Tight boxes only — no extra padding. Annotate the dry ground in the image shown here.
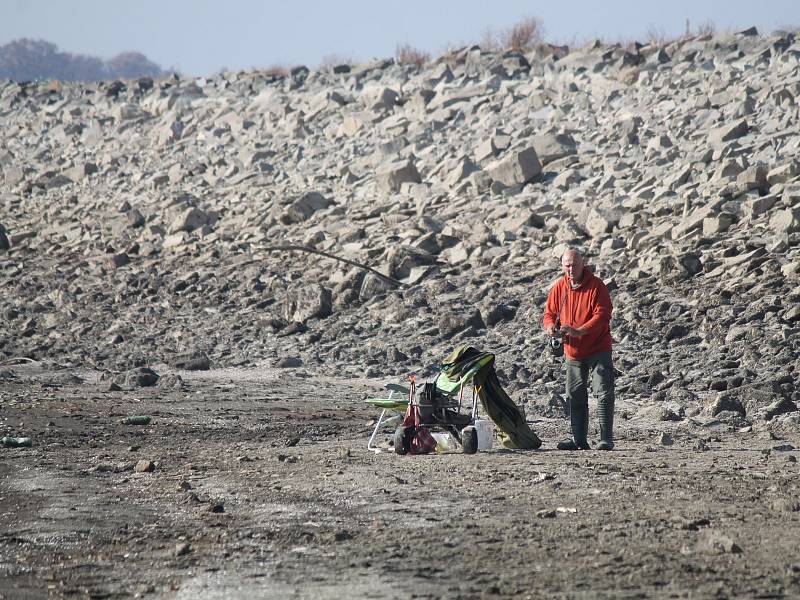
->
[2,362,799,599]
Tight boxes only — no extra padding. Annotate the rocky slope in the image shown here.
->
[1,28,798,431]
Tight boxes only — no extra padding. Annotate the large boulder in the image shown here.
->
[487,147,542,187]
[283,284,333,323]
[531,133,577,166]
[168,207,212,234]
[280,192,334,224]
[708,119,748,146]
[376,159,421,193]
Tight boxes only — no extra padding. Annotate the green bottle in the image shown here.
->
[2,436,32,447]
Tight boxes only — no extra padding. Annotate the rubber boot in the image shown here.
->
[557,400,589,450]
[597,399,614,451]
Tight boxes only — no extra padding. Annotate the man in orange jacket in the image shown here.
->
[543,248,615,450]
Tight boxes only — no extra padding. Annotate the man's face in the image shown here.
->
[561,252,584,283]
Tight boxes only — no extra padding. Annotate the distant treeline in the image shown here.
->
[0,39,164,82]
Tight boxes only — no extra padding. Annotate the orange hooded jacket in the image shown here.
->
[542,268,613,360]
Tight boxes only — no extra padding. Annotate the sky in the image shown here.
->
[2,0,799,76]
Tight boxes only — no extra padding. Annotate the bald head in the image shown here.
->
[561,248,585,284]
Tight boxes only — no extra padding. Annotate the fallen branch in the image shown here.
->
[0,357,39,366]
[259,245,405,288]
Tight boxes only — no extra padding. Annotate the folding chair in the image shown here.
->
[365,383,410,453]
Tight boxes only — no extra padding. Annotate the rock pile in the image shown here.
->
[1,29,799,429]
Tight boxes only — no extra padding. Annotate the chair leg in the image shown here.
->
[367,409,388,453]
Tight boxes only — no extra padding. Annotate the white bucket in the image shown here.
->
[475,419,493,450]
[431,432,453,452]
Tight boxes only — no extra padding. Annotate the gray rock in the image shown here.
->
[376,159,421,193]
[283,284,333,323]
[709,393,745,416]
[762,398,798,421]
[276,357,303,368]
[125,367,159,388]
[697,530,742,554]
[105,253,130,269]
[385,245,436,280]
[171,352,211,371]
[359,273,396,302]
[708,119,748,145]
[585,208,620,238]
[157,374,184,390]
[2,165,25,187]
[531,133,577,165]
[169,207,211,234]
[487,147,542,187]
[484,303,517,327]
[438,309,485,338]
[703,213,734,235]
[134,459,156,473]
[770,208,800,234]
[281,191,333,224]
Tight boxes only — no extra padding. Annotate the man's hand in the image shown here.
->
[545,324,560,337]
[559,325,585,337]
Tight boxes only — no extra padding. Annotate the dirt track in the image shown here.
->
[2,362,800,599]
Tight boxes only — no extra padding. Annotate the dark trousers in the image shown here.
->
[565,350,615,444]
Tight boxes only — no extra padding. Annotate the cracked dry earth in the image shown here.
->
[1,362,800,600]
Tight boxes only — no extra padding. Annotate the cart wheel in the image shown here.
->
[462,426,478,455]
[394,426,411,455]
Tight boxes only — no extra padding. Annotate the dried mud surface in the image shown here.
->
[2,362,800,600]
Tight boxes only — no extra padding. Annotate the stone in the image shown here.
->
[736,163,768,192]
[134,459,155,473]
[484,303,517,327]
[2,31,800,459]
[125,367,159,388]
[770,209,800,234]
[116,103,148,121]
[438,309,484,338]
[2,166,25,187]
[171,352,211,371]
[767,163,798,185]
[359,273,396,302]
[585,208,619,238]
[105,253,130,269]
[375,159,421,193]
[64,162,98,182]
[368,87,399,111]
[276,356,303,368]
[783,305,800,322]
[385,245,436,280]
[169,207,211,234]
[283,284,333,322]
[709,393,745,416]
[697,530,742,554]
[281,191,333,224]
[703,214,734,235]
[487,147,542,187]
[157,374,184,390]
[175,542,192,557]
[763,398,798,420]
[446,157,480,187]
[708,119,748,145]
[530,133,577,166]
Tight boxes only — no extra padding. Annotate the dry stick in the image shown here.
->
[0,357,39,366]
[259,245,405,288]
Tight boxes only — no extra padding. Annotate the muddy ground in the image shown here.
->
[1,361,800,600]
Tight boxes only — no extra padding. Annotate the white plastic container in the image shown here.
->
[431,432,453,452]
[474,419,494,450]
